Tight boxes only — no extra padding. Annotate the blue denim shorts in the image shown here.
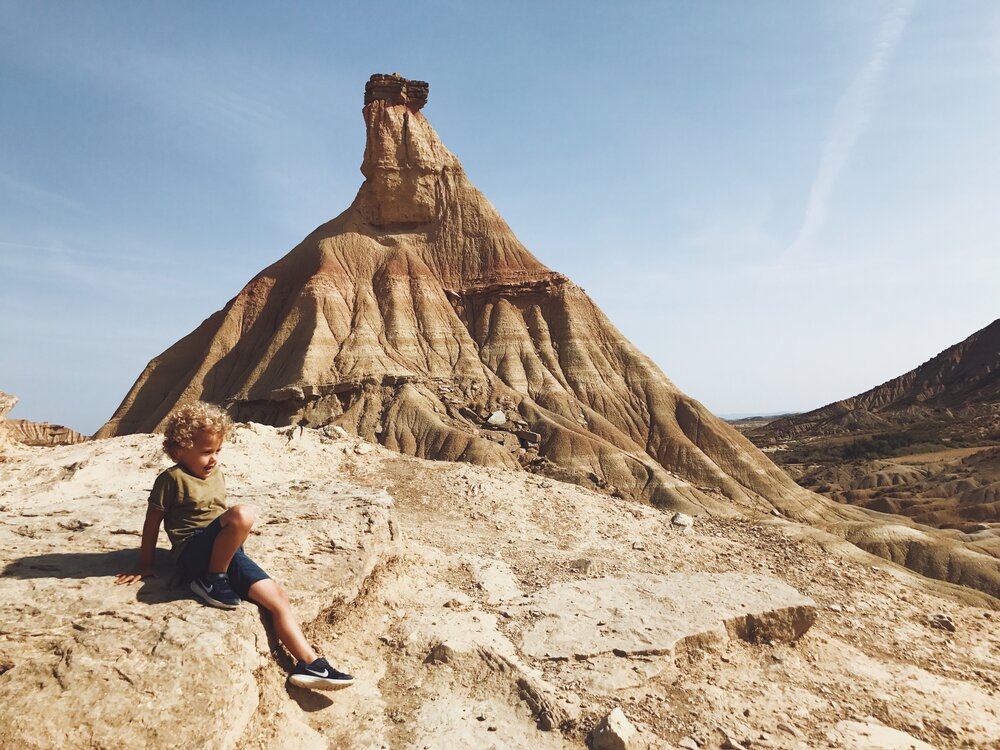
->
[175,516,270,599]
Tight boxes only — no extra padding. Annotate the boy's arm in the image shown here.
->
[115,505,165,585]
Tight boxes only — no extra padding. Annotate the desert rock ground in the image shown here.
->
[1,426,998,749]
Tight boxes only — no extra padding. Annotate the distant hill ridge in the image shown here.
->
[757,318,1000,442]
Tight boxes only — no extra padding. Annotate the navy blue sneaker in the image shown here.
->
[190,572,241,609]
[288,657,354,690]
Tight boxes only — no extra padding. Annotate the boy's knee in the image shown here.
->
[273,584,289,607]
[229,504,256,529]
[255,580,290,611]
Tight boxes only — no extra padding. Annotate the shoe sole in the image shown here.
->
[288,674,355,691]
[189,580,240,610]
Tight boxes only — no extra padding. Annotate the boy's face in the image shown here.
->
[175,430,224,479]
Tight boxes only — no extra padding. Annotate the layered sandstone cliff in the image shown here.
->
[0,391,87,449]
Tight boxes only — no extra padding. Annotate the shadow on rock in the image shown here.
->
[286,684,335,711]
[1,549,192,603]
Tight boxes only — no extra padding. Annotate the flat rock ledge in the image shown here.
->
[515,572,816,661]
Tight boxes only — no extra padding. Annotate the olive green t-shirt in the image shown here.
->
[148,465,227,559]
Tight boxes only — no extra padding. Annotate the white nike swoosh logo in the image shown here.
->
[306,668,329,677]
[204,584,214,592]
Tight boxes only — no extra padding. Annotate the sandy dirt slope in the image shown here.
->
[0,425,998,749]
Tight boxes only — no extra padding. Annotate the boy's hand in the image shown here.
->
[115,567,156,585]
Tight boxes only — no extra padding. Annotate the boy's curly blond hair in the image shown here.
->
[163,401,232,460]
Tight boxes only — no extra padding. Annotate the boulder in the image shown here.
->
[589,707,639,750]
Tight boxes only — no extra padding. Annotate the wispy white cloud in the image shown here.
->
[0,238,187,293]
[786,0,916,255]
[0,172,86,213]
[1,19,347,235]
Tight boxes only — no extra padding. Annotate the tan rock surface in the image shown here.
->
[0,426,395,749]
[1,428,999,748]
[590,707,640,750]
[0,391,15,420]
[0,391,15,451]
[827,719,938,750]
[6,418,88,446]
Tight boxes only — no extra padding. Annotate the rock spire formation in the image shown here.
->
[96,74,808,517]
[92,76,1000,600]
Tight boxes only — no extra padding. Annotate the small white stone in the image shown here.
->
[323,424,350,439]
[671,512,694,528]
[487,411,507,426]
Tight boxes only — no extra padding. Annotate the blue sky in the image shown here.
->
[2,1,999,434]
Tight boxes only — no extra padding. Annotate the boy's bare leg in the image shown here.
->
[248,579,317,664]
[208,505,256,574]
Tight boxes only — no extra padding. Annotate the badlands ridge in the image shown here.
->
[743,319,1000,536]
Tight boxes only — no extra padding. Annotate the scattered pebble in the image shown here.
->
[926,613,956,633]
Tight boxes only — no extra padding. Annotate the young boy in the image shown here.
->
[115,401,353,691]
